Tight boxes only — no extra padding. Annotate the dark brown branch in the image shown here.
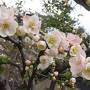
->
[74,0,90,11]
[17,36,26,77]
[0,36,26,77]
[27,50,45,90]
[17,44,26,77]
[0,36,19,45]
[0,75,11,90]
[49,80,56,90]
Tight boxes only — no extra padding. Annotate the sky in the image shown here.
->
[0,0,90,34]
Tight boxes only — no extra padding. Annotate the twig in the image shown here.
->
[27,50,45,90]
[0,36,26,77]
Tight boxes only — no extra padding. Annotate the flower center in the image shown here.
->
[76,59,81,65]
[48,35,57,47]
[2,21,10,30]
[72,47,78,54]
[28,20,36,30]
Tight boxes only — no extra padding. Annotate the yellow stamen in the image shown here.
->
[72,47,78,54]
[28,20,36,30]
[76,59,81,65]
[2,21,10,30]
[48,35,57,46]
[86,65,90,72]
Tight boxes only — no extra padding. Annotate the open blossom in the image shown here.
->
[70,45,86,57]
[82,63,90,80]
[67,33,82,45]
[0,6,18,37]
[23,15,41,35]
[37,55,49,70]
[0,18,18,37]
[0,6,15,19]
[82,57,90,80]
[45,30,61,49]
[69,55,86,77]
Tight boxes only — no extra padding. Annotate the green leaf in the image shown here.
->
[0,65,5,74]
[0,54,10,64]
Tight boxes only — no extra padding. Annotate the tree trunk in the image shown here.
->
[0,75,11,90]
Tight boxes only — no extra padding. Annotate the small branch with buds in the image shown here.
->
[0,36,26,77]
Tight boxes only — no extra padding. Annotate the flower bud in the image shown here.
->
[32,35,40,41]
[25,60,31,66]
[58,46,64,54]
[54,71,59,76]
[70,78,76,84]
[16,26,26,36]
[37,40,46,50]
[52,76,56,80]
[62,83,65,86]
[24,36,32,44]
[81,33,87,39]
[25,66,29,71]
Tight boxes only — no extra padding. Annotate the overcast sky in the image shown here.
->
[0,0,90,34]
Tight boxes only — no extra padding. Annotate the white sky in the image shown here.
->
[0,0,90,34]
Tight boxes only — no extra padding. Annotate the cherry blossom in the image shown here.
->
[69,55,86,77]
[67,33,82,45]
[82,63,90,80]
[45,29,61,49]
[82,57,90,80]
[23,15,41,35]
[0,6,18,37]
[70,45,86,57]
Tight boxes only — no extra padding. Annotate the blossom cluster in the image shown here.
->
[0,5,90,81]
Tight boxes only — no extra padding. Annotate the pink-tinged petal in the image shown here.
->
[70,66,82,77]
[46,29,63,49]
[82,70,90,80]
[69,55,86,77]
[70,45,86,57]
[45,48,58,57]
[56,31,70,51]
[67,33,82,45]
[0,6,15,19]
[82,63,90,80]
[23,15,41,35]
[0,27,7,37]
[6,20,18,36]
[60,39,69,51]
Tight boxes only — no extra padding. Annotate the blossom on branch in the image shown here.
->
[23,15,41,35]
[69,55,86,77]
[0,6,18,37]
[82,57,90,80]
[67,33,82,45]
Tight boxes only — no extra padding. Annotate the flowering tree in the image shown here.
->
[0,0,90,90]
